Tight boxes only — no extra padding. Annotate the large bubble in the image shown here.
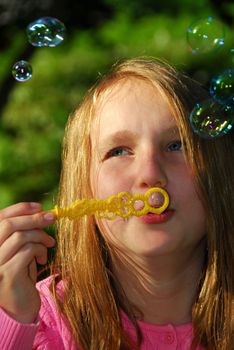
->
[210,69,234,103]
[187,16,225,54]
[12,60,33,82]
[26,17,66,47]
[189,99,234,139]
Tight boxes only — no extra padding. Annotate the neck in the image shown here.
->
[112,238,206,326]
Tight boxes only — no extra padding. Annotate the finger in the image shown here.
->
[0,230,55,265]
[0,212,55,246]
[0,202,42,221]
[28,259,38,284]
[2,243,49,278]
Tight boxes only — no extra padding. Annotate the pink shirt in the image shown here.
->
[0,276,205,350]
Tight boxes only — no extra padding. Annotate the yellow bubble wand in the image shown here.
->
[50,187,169,221]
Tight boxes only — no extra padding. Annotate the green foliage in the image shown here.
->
[0,4,233,209]
[0,31,26,87]
[103,0,212,18]
[98,12,190,63]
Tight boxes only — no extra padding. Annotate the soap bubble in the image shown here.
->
[189,99,234,139]
[148,192,164,208]
[187,16,225,54]
[26,17,66,47]
[133,199,144,211]
[210,69,234,103]
[12,60,32,82]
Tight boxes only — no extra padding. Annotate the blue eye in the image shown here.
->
[109,147,129,157]
[168,140,183,151]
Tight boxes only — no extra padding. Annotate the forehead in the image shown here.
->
[91,78,177,141]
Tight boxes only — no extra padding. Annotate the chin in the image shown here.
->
[127,236,179,258]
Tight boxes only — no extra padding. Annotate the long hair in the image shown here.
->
[51,57,234,349]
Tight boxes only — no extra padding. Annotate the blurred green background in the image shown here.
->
[0,0,233,210]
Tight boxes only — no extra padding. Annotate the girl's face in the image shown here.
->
[90,79,206,258]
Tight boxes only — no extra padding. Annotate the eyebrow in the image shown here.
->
[98,127,180,152]
[97,130,138,154]
[101,130,139,144]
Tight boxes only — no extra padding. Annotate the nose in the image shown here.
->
[134,153,168,190]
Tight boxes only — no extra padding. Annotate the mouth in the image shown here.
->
[139,209,174,224]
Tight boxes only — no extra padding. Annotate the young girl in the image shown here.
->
[0,57,233,350]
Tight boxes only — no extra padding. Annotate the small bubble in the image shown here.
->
[210,69,234,103]
[148,192,164,208]
[26,17,66,47]
[187,16,225,54]
[12,60,32,82]
[189,99,234,139]
[133,200,144,211]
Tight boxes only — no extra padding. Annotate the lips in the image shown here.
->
[138,209,174,224]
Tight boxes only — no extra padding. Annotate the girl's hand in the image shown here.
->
[0,202,55,323]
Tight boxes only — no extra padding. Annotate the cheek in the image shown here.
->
[92,163,132,199]
[175,174,205,222]
[170,166,203,205]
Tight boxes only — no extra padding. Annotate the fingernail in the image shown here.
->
[30,202,41,209]
[49,236,56,245]
[43,213,55,222]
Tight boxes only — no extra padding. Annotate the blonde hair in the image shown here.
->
[51,57,234,349]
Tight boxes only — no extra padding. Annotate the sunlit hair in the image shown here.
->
[51,57,234,349]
